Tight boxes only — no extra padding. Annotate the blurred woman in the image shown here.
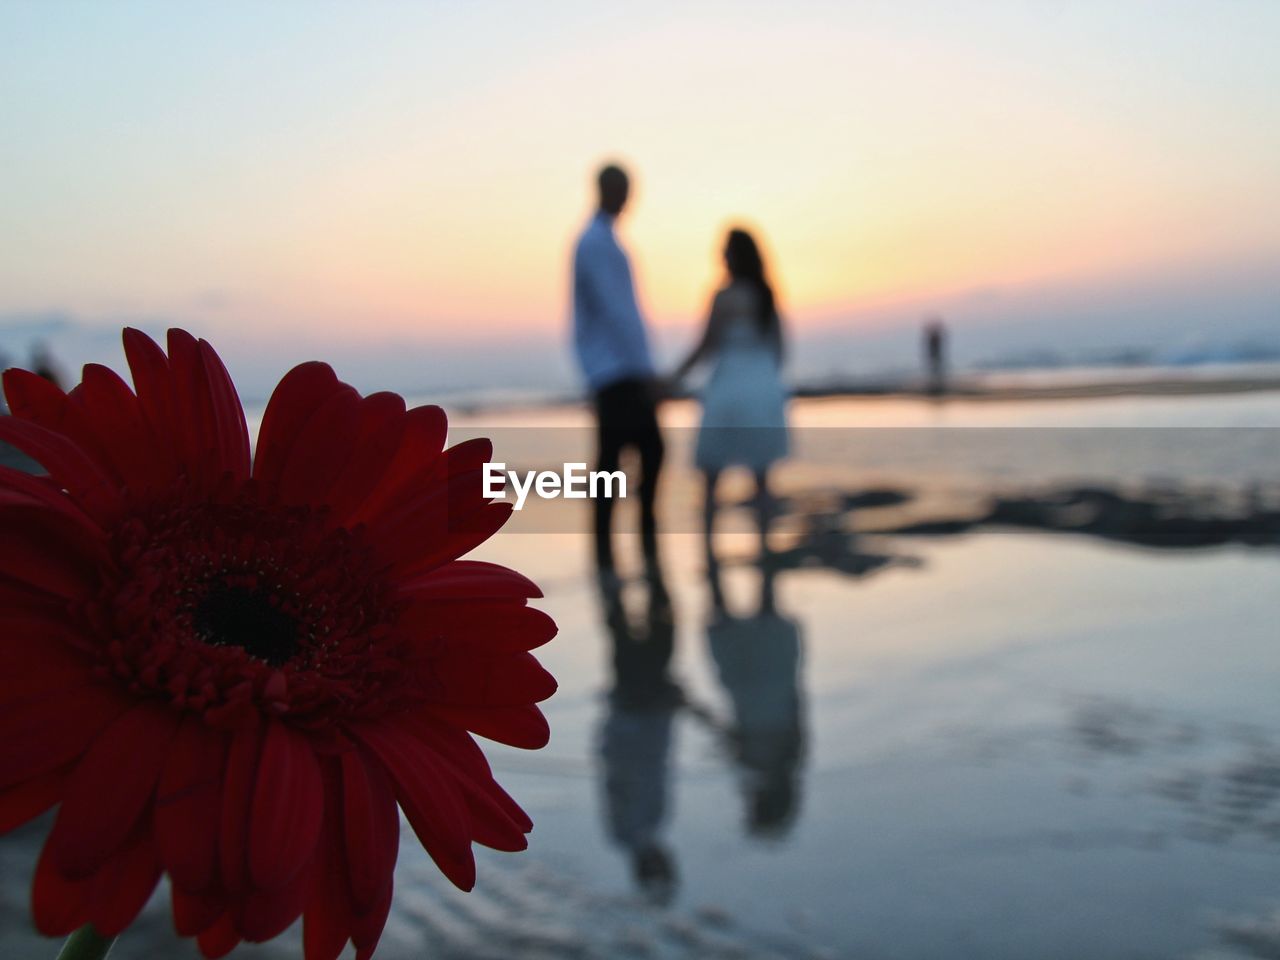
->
[672,227,788,558]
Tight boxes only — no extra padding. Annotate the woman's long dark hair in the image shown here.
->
[724,228,780,335]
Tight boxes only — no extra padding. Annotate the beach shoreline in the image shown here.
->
[446,371,1280,418]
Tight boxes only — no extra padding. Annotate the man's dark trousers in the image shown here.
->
[593,377,663,571]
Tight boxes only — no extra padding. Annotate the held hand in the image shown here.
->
[653,374,681,401]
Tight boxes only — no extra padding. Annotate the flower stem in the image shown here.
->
[56,926,116,960]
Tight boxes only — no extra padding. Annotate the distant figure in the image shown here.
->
[572,162,664,575]
[706,557,805,839]
[923,317,947,396]
[29,341,64,390]
[672,228,788,559]
[596,567,680,904]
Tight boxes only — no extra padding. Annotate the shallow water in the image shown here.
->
[472,530,1280,960]
[4,393,1280,959]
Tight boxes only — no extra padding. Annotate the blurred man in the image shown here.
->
[572,162,664,574]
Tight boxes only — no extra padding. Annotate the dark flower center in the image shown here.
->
[194,584,299,667]
[104,496,410,727]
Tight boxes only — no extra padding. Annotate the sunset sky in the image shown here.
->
[2,1,1278,394]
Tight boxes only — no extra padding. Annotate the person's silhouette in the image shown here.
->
[923,317,948,397]
[672,228,788,563]
[572,163,664,576]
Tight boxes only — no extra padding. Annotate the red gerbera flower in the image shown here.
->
[0,329,557,959]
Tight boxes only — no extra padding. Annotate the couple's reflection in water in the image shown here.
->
[595,550,805,904]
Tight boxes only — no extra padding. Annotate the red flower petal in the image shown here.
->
[0,610,97,702]
[323,392,407,523]
[396,559,543,601]
[426,703,551,750]
[166,330,228,489]
[340,746,399,913]
[252,361,345,495]
[48,702,179,879]
[0,465,102,532]
[356,722,477,891]
[303,768,356,960]
[399,600,558,657]
[3,369,124,487]
[196,338,252,485]
[86,830,163,936]
[401,716,532,851]
[196,912,242,959]
[171,885,225,937]
[32,836,90,936]
[350,878,393,960]
[0,769,65,834]
[0,675,129,792]
[0,415,121,520]
[156,716,229,893]
[348,403,447,525]
[71,363,176,493]
[122,327,178,456]
[365,437,494,549]
[219,725,264,896]
[164,329,251,489]
[303,905,352,960]
[382,499,514,581]
[237,868,309,942]
[273,385,363,508]
[248,721,323,892]
[0,577,64,618]
[0,504,106,599]
[422,651,558,707]
[34,824,166,940]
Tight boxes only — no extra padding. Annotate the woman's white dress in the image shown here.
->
[694,284,789,472]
